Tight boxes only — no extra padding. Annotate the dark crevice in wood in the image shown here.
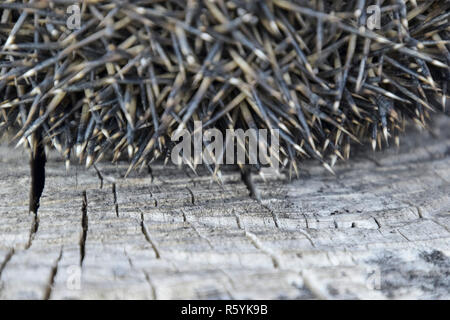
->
[186,187,195,205]
[0,249,14,282]
[233,210,243,230]
[27,131,46,249]
[29,131,46,215]
[191,223,215,249]
[245,231,280,269]
[143,271,158,300]
[397,229,411,242]
[178,209,214,248]
[80,191,88,266]
[303,214,310,229]
[297,229,316,248]
[44,248,62,300]
[112,183,119,217]
[181,209,188,223]
[149,191,158,207]
[124,250,158,299]
[416,206,424,219]
[430,219,450,233]
[373,217,382,229]
[25,213,39,250]
[140,212,161,259]
[261,203,280,229]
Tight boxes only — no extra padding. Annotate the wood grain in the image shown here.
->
[0,117,449,299]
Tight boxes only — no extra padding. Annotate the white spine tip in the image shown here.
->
[75,144,83,157]
[86,155,94,168]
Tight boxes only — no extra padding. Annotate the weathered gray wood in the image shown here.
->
[0,117,449,299]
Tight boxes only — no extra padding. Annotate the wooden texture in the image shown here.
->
[0,117,449,300]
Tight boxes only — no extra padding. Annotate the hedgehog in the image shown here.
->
[0,0,449,192]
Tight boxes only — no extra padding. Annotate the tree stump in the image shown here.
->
[0,117,449,299]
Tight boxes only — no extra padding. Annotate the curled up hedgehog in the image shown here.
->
[0,0,449,210]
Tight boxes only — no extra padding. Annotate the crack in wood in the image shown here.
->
[373,217,382,229]
[26,131,46,250]
[140,212,161,259]
[0,249,14,283]
[143,271,158,300]
[240,169,281,228]
[80,191,88,266]
[261,202,280,229]
[236,203,286,266]
[245,231,281,269]
[396,229,411,242]
[148,190,158,207]
[233,210,244,230]
[29,130,46,215]
[217,268,237,292]
[44,248,63,300]
[25,211,39,250]
[396,198,426,219]
[124,250,158,300]
[181,210,187,223]
[186,187,195,205]
[392,198,450,234]
[192,224,214,249]
[218,280,235,299]
[415,206,424,219]
[303,214,310,229]
[430,219,450,233]
[297,229,316,248]
[112,183,119,217]
[181,209,215,249]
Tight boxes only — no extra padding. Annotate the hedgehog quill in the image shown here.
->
[0,0,449,181]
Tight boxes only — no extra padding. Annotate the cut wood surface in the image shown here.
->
[0,117,449,299]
